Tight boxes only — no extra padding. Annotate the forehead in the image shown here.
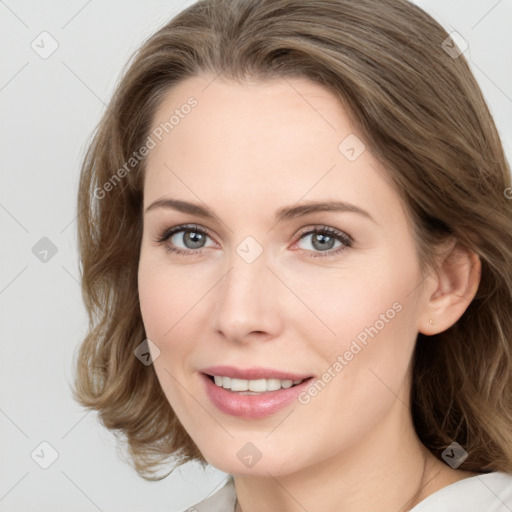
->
[144,75,406,226]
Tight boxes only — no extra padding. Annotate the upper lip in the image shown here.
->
[201,365,313,381]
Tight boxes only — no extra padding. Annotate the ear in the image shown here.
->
[418,240,481,336]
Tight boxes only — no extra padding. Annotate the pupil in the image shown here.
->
[313,233,334,251]
[185,231,204,249]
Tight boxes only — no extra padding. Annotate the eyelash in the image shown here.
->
[154,224,353,259]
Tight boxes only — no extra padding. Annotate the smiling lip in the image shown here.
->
[200,366,314,419]
[200,365,312,381]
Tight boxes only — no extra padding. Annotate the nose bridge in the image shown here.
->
[212,239,281,341]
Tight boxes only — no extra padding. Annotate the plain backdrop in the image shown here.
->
[1,1,511,511]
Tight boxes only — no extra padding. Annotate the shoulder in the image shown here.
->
[178,472,512,512]
[411,471,512,512]
[181,476,237,512]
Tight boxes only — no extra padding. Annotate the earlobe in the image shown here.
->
[418,242,481,336]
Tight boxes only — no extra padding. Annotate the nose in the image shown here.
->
[211,244,284,344]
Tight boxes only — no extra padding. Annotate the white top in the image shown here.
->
[186,472,512,511]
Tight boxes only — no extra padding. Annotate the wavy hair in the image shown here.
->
[73,0,512,480]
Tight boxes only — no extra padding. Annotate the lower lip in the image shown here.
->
[201,373,313,419]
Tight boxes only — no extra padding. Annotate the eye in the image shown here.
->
[155,224,353,258]
[155,224,216,255]
[295,226,353,258]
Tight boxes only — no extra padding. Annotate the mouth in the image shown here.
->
[199,366,315,419]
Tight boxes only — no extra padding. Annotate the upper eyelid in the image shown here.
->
[296,225,351,238]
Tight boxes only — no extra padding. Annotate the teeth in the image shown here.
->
[267,379,282,391]
[231,378,249,391]
[211,375,305,392]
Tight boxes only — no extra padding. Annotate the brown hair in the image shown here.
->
[73,0,512,480]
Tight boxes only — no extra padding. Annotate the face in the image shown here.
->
[138,75,429,476]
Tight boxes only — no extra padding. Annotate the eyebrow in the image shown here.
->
[145,198,376,224]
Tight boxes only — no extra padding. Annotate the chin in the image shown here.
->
[198,440,304,477]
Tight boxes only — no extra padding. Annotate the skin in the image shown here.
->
[138,75,482,512]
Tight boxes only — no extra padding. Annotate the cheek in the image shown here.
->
[285,253,416,356]
[138,263,169,341]
[137,243,185,376]
[137,253,201,341]
[294,246,421,411]
[307,271,420,425]
[137,259,197,407]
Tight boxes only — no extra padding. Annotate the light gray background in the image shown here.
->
[1,1,511,511]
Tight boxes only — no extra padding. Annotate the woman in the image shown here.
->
[73,0,512,510]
